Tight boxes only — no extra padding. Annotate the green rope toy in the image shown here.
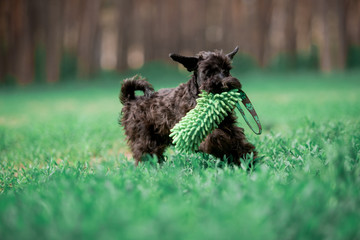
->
[169,89,242,152]
[170,89,262,153]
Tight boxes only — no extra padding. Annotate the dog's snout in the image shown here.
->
[223,77,242,90]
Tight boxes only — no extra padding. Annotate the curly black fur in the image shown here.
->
[120,47,256,166]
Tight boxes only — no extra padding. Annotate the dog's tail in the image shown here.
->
[120,75,154,104]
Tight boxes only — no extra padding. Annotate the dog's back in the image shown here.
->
[120,77,198,165]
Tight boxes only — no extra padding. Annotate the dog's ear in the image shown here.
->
[226,46,239,60]
[169,53,198,71]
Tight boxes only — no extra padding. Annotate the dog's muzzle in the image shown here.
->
[222,76,242,90]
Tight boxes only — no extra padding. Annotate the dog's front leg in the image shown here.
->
[199,125,256,165]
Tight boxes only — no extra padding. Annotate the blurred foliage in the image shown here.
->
[268,45,320,71]
[29,45,360,85]
[295,45,320,70]
[34,47,78,83]
[34,46,46,83]
[347,46,360,69]
[2,0,359,85]
[60,51,78,81]
[231,53,258,73]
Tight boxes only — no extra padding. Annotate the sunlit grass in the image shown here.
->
[0,68,360,239]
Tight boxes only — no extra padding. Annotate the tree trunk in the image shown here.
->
[77,0,101,78]
[0,0,10,84]
[335,0,348,70]
[181,0,206,52]
[318,0,347,72]
[12,0,35,85]
[284,0,297,68]
[143,0,157,62]
[116,0,133,71]
[256,0,273,67]
[45,1,64,83]
[295,0,313,51]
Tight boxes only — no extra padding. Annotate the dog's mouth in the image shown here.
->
[200,76,242,94]
[222,76,242,90]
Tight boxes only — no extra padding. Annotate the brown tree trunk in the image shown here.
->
[318,0,348,72]
[295,0,313,51]
[221,0,235,50]
[116,0,133,71]
[77,0,101,78]
[335,0,348,70]
[63,0,83,53]
[0,0,10,84]
[45,1,64,83]
[143,0,157,62]
[12,0,35,85]
[256,0,273,67]
[242,0,273,67]
[319,0,332,72]
[181,0,206,52]
[346,0,360,45]
[230,0,243,54]
[166,0,181,56]
[284,0,297,68]
[157,0,181,58]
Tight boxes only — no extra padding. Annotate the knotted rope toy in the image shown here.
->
[169,89,262,153]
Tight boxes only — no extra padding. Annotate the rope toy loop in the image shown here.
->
[237,90,262,135]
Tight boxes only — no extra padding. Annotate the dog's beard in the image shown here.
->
[199,76,241,94]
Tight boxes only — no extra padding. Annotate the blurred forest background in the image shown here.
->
[0,0,360,85]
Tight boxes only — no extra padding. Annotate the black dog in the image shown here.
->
[120,47,256,165]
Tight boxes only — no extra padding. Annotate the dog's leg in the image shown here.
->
[130,137,168,166]
[199,125,257,165]
[131,146,144,166]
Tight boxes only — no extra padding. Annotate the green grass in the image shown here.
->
[1,68,360,239]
